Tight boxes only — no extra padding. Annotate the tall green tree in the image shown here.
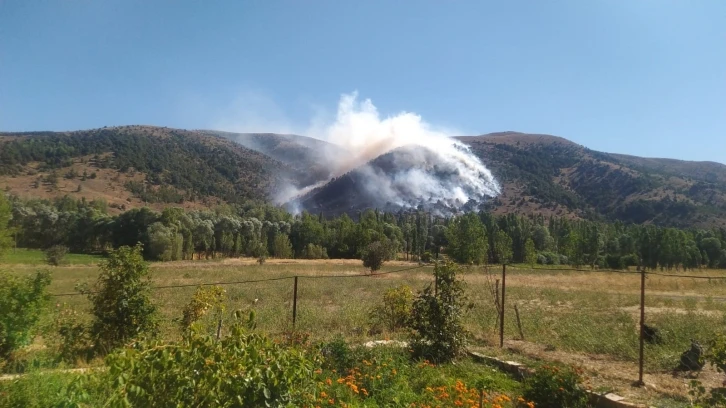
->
[494,230,514,264]
[524,238,537,267]
[89,244,156,353]
[445,212,488,265]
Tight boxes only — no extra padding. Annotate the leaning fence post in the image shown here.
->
[638,267,646,386]
[500,264,506,348]
[292,276,299,328]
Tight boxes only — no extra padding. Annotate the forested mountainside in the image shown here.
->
[0,126,300,211]
[198,130,346,186]
[1,126,724,227]
[458,132,726,228]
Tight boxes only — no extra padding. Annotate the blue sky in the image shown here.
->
[1,1,724,163]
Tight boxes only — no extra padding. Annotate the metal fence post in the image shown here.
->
[638,267,645,386]
[292,276,299,328]
[500,264,506,348]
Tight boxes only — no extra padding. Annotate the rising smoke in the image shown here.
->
[283,92,501,214]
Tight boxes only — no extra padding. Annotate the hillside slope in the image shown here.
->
[0,125,299,212]
[458,132,726,227]
[198,130,345,186]
[1,126,724,227]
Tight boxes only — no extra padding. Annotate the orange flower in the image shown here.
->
[319,391,328,398]
[325,378,332,386]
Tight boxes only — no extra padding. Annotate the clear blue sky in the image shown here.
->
[1,1,724,163]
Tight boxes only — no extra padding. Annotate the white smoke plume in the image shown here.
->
[285,92,501,214]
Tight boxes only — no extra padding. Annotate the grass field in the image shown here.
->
[0,248,103,266]
[4,257,726,406]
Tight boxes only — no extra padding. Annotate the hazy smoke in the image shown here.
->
[285,92,501,214]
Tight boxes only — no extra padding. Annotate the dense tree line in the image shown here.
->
[2,192,725,271]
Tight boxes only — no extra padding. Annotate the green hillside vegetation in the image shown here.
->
[461,132,726,227]
[1,126,725,227]
[0,126,297,205]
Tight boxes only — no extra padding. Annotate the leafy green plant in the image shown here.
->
[688,333,726,407]
[0,270,51,360]
[44,245,68,266]
[87,243,156,354]
[180,285,226,334]
[52,304,93,364]
[522,363,590,408]
[370,285,413,332]
[104,315,320,407]
[362,241,387,272]
[408,261,467,363]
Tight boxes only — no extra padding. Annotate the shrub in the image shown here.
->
[180,285,226,333]
[88,244,156,354]
[523,363,590,408]
[420,251,433,263]
[44,245,68,266]
[320,337,354,374]
[53,304,93,364]
[688,333,726,407]
[362,241,387,272]
[539,251,561,265]
[301,243,328,259]
[370,285,413,332]
[0,270,51,360]
[104,317,320,407]
[408,261,467,363]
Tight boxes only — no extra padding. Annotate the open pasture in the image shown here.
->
[4,258,726,404]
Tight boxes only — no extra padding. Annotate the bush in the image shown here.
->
[0,270,51,360]
[103,317,320,407]
[88,244,156,354]
[688,333,726,407]
[52,304,93,364]
[44,245,68,266]
[320,337,355,374]
[370,285,413,332]
[523,363,590,408]
[538,251,561,265]
[408,261,467,363]
[536,254,547,265]
[180,285,226,334]
[420,251,433,263]
[301,243,328,259]
[362,241,387,272]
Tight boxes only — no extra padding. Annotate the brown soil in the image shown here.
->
[473,340,723,405]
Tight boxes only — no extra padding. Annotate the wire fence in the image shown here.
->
[46,261,726,386]
[492,264,726,385]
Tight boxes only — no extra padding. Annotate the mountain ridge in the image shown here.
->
[1,126,724,227]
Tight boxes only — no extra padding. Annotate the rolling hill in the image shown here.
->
[1,126,724,227]
[0,125,302,212]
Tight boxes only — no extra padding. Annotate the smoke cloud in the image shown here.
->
[285,92,501,214]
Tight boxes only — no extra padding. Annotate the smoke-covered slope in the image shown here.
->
[198,130,346,186]
[292,144,499,215]
[294,131,726,227]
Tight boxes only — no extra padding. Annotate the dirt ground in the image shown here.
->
[474,340,723,406]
